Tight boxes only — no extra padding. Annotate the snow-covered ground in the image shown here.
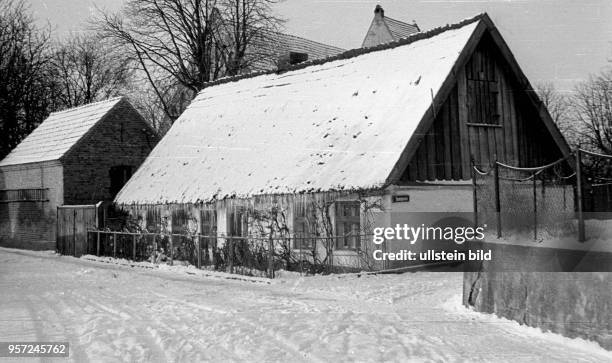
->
[0,247,610,362]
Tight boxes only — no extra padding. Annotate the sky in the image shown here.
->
[29,0,612,92]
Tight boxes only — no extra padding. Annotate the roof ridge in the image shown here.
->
[199,13,487,91]
[49,96,124,116]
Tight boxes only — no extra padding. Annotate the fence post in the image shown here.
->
[228,237,234,273]
[113,232,117,258]
[132,234,137,261]
[576,148,585,242]
[169,234,174,266]
[471,158,478,228]
[493,162,502,238]
[196,235,201,269]
[268,237,274,279]
[533,173,538,240]
[152,234,157,264]
[96,231,100,256]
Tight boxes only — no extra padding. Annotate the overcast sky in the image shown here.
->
[30,0,612,92]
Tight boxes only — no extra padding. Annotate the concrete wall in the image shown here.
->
[62,100,158,205]
[0,161,63,248]
[464,268,612,350]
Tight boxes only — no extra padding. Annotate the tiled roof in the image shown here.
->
[274,32,345,60]
[385,17,420,40]
[115,17,484,204]
[0,97,124,167]
[251,31,345,70]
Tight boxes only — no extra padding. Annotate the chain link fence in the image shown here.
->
[474,149,612,242]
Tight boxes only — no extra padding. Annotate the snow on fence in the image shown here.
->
[473,148,612,242]
[86,230,373,278]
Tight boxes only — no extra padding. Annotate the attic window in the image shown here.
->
[289,52,308,65]
[335,201,361,250]
[466,50,500,126]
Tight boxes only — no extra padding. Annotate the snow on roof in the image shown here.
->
[115,17,483,205]
[0,97,123,167]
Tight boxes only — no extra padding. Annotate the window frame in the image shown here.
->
[334,201,361,250]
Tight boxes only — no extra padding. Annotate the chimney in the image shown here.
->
[374,4,384,18]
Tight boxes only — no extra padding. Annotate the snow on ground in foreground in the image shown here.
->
[1,247,610,363]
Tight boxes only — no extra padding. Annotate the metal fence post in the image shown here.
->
[152,234,158,264]
[533,173,538,240]
[169,234,174,266]
[132,234,137,261]
[494,162,502,238]
[113,232,117,258]
[576,148,586,242]
[228,237,234,273]
[268,237,274,279]
[196,235,201,269]
[96,231,100,256]
[471,158,478,228]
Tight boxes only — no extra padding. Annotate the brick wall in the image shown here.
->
[62,100,159,205]
[0,162,63,248]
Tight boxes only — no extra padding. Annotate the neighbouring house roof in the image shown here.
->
[275,32,345,60]
[362,5,420,48]
[385,17,420,39]
[116,16,486,205]
[252,31,345,70]
[0,97,124,167]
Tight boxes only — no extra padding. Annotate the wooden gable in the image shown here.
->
[398,29,568,182]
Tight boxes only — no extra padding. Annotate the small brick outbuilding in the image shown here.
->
[0,97,158,248]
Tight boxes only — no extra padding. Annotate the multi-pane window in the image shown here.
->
[228,208,248,237]
[466,49,500,126]
[335,201,361,250]
[293,205,314,249]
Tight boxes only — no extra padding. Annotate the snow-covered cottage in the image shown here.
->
[0,97,158,248]
[115,14,570,268]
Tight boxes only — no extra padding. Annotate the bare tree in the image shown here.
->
[0,0,55,158]
[535,81,574,145]
[95,0,282,124]
[572,69,612,154]
[50,33,133,108]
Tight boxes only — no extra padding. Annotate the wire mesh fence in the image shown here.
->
[86,231,374,278]
[473,148,612,242]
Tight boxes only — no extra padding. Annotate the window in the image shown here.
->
[0,188,47,202]
[466,49,500,126]
[335,201,361,250]
[228,208,248,237]
[289,52,308,65]
[293,205,315,249]
[200,209,217,238]
[109,165,132,197]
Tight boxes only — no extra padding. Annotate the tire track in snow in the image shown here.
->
[150,292,327,363]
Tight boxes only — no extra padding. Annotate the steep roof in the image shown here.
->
[251,31,345,71]
[385,17,420,39]
[116,16,488,205]
[275,32,345,60]
[0,97,124,167]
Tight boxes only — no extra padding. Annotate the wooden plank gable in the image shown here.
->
[398,29,567,182]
